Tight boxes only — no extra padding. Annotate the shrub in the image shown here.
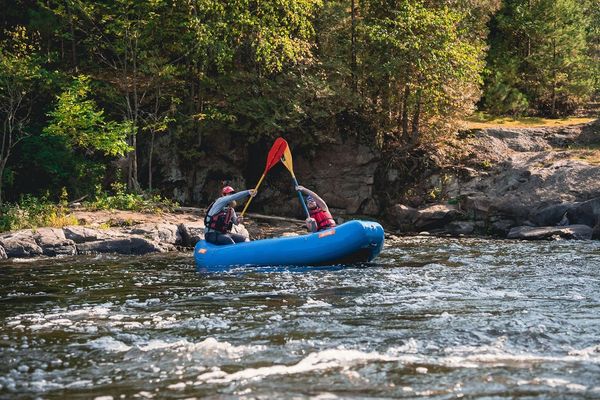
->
[84,183,178,213]
[0,194,78,232]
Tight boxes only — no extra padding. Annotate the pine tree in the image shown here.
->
[484,0,593,117]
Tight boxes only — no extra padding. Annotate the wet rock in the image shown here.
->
[178,222,205,247]
[530,198,600,229]
[387,204,418,229]
[531,203,572,226]
[0,245,6,259]
[76,237,165,255]
[414,204,460,230]
[33,228,76,256]
[63,226,123,243]
[128,223,181,245]
[490,219,516,235]
[566,197,600,227]
[0,230,43,258]
[507,225,593,240]
[446,221,475,235]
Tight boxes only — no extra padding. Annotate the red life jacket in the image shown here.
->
[309,207,336,231]
[205,203,234,233]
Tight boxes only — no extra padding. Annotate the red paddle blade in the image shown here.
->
[264,137,288,173]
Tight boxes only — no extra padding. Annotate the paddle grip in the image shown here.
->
[292,176,310,219]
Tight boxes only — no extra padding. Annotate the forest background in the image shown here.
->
[0,0,599,230]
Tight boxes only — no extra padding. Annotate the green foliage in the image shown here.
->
[44,76,132,157]
[359,0,488,145]
[85,182,178,213]
[10,134,106,201]
[483,70,530,116]
[0,26,49,202]
[583,0,600,96]
[0,194,77,232]
[0,0,597,206]
[484,0,594,117]
[0,27,45,94]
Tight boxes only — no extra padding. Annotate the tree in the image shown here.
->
[583,0,600,97]
[484,0,593,117]
[43,75,132,157]
[0,27,46,204]
[359,0,486,146]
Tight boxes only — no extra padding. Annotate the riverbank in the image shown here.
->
[1,119,599,261]
[385,119,600,240]
[0,208,309,260]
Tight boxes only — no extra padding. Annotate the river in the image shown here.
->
[1,236,599,399]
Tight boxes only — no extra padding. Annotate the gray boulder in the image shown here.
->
[531,203,572,226]
[485,128,552,152]
[387,204,418,229]
[76,237,165,255]
[566,197,600,227]
[414,204,460,230]
[178,222,205,247]
[128,223,181,245]
[63,226,123,243]
[507,224,593,240]
[490,219,516,235]
[33,228,76,256]
[0,230,43,258]
[446,221,475,235]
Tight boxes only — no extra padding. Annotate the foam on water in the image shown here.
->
[301,298,332,308]
[86,337,132,353]
[194,348,397,384]
[1,239,600,397]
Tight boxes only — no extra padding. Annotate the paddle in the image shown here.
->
[280,142,310,219]
[240,137,288,217]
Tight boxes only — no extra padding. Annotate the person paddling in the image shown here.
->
[295,185,336,232]
[204,186,257,245]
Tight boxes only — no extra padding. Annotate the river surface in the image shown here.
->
[1,236,600,399]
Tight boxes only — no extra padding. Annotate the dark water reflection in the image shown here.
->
[1,236,600,399]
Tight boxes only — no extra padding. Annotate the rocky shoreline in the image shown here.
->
[386,121,600,240]
[0,209,309,260]
[1,120,599,261]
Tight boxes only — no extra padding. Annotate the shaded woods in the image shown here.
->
[0,0,598,208]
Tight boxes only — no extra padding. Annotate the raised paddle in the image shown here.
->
[240,137,288,217]
[280,142,310,219]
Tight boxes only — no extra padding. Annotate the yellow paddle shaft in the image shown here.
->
[240,173,266,217]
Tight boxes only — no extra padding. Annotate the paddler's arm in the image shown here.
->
[207,190,255,216]
[296,186,329,212]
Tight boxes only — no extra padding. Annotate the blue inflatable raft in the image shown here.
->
[194,220,385,272]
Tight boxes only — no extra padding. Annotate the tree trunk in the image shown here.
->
[148,131,155,191]
[65,0,78,71]
[400,85,410,140]
[0,157,8,206]
[411,92,422,145]
[551,36,557,117]
[351,0,357,93]
[125,27,141,192]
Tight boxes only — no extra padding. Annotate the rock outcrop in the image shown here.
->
[0,221,210,260]
[387,120,600,239]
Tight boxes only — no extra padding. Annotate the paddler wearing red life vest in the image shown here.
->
[204,186,257,245]
[295,185,336,232]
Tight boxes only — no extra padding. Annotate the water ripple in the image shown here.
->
[1,239,600,398]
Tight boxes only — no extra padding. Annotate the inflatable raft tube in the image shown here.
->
[194,220,384,272]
